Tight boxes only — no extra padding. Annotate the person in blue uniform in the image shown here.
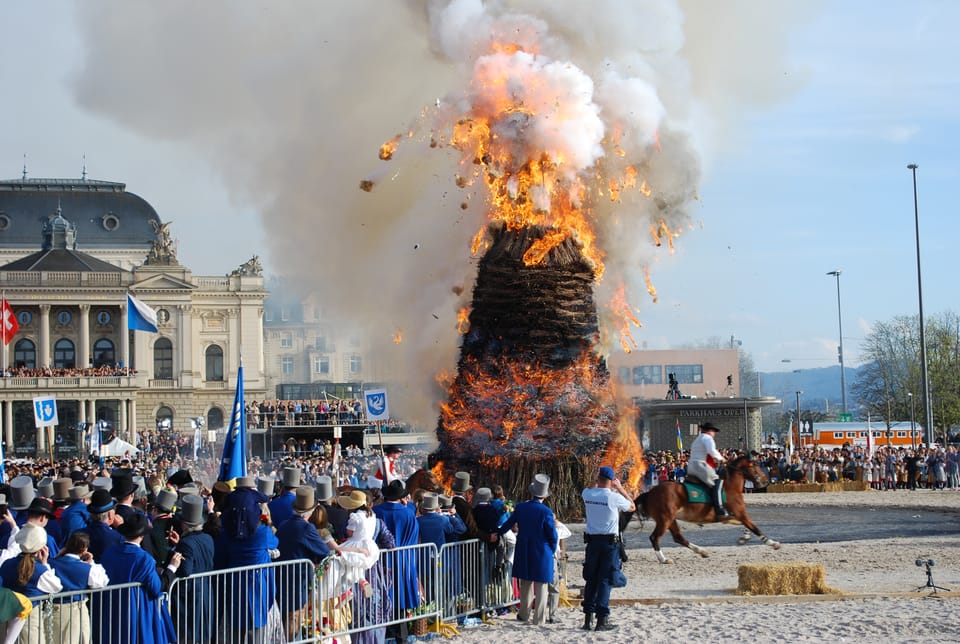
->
[373,479,421,619]
[497,473,558,626]
[81,490,122,563]
[59,484,92,542]
[417,492,466,604]
[276,486,331,639]
[49,531,109,644]
[97,513,177,644]
[0,524,63,642]
[216,476,279,643]
[580,465,635,632]
[166,494,216,644]
[267,467,300,527]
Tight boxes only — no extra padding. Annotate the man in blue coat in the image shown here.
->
[165,494,216,643]
[59,484,92,542]
[417,492,466,603]
[98,513,177,643]
[267,466,300,527]
[82,490,122,563]
[276,486,331,640]
[498,473,558,626]
[373,479,421,617]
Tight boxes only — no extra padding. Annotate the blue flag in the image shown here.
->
[127,294,158,333]
[218,364,247,483]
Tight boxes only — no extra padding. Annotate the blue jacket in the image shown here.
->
[267,491,295,527]
[97,542,176,644]
[59,500,91,541]
[498,499,557,583]
[417,511,466,549]
[84,521,122,563]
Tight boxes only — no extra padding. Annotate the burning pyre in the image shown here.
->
[365,6,706,517]
[430,222,641,518]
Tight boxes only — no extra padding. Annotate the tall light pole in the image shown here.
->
[826,270,847,416]
[908,163,934,446]
[908,392,916,450]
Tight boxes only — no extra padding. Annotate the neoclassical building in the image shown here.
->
[0,176,267,458]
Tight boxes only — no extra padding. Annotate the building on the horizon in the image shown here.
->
[0,176,267,458]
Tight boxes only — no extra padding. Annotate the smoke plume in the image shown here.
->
[70,0,805,427]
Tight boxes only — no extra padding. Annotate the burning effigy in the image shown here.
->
[364,3,703,518]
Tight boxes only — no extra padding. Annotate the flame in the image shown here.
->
[456,307,471,334]
[644,267,658,303]
[609,284,641,354]
[379,134,402,161]
[393,329,403,344]
[639,179,651,197]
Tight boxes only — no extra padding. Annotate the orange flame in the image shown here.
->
[644,266,658,303]
[393,329,403,345]
[379,134,402,161]
[610,284,641,354]
[456,307,471,334]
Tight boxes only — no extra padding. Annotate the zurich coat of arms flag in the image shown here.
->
[218,364,247,484]
[364,389,389,422]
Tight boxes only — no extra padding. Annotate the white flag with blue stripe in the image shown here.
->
[33,395,58,427]
[127,293,158,333]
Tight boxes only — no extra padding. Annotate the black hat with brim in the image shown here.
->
[700,422,721,432]
[117,513,149,539]
[382,479,407,501]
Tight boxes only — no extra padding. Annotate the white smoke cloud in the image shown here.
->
[69,0,807,427]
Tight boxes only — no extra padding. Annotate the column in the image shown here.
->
[120,302,129,369]
[39,304,51,368]
[129,398,138,445]
[78,398,87,426]
[79,304,91,368]
[119,398,128,438]
[3,400,12,450]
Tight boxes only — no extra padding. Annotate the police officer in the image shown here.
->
[581,465,635,632]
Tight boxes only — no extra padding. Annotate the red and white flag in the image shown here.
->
[1,299,17,346]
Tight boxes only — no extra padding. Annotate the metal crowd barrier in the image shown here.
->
[167,558,317,644]
[4,540,523,643]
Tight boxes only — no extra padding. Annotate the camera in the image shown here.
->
[915,558,935,568]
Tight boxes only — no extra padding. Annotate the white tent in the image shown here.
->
[100,438,139,456]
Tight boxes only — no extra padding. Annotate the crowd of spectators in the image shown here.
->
[246,399,365,428]
[2,365,135,378]
[643,444,960,491]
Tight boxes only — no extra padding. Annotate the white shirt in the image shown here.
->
[582,487,632,535]
[690,432,723,464]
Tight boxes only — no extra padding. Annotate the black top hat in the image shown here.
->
[111,475,137,500]
[27,497,55,517]
[89,489,116,514]
[700,422,721,433]
[384,446,403,455]
[117,513,149,540]
[168,469,194,487]
[382,479,407,501]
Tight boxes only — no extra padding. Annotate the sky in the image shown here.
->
[1,0,957,385]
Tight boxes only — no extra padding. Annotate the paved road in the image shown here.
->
[565,505,960,553]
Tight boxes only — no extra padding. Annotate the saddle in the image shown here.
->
[682,478,726,505]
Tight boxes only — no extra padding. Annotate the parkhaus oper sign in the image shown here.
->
[677,408,745,418]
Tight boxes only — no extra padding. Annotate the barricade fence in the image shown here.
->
[5,539,520,643]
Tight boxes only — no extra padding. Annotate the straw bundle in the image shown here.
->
[737,562,830,595]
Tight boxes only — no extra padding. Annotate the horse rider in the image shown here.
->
[688,422,729,518]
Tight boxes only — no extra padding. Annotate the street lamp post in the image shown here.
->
[908,163,934,446]
[826,270,847,415]
[908,392,916,450]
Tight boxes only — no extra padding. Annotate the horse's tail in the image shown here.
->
[636,491,651,519]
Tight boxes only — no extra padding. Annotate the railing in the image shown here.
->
[0,376,137,390]
[147,378,179,388]
[13,539,518,643]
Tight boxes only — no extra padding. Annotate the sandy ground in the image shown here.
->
[448,490,960,643]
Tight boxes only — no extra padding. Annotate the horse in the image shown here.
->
[404,468,443,498]
[621,454,781,564]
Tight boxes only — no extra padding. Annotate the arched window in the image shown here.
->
[54,338,76,369]
[205,345,224,381]
[207,407,225,430]
[93,338,115,368]
[156,406,174,431]
[14,339,36,369]
[153,337,173,380]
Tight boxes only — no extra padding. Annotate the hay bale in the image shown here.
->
[737,561,829,595]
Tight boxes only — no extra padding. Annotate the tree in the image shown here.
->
[852,311,960,438]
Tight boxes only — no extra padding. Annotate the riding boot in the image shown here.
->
[581,613,594,631]
[595,615,617,631]
[712,480,729,518]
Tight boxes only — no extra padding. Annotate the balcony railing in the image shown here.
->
[0,375,137,389]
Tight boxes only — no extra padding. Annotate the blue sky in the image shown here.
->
[1,1,957,375]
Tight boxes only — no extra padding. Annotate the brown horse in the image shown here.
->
[621,454,781,564]
[405,468,442,497]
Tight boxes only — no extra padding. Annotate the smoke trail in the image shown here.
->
[70,0,807,426]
